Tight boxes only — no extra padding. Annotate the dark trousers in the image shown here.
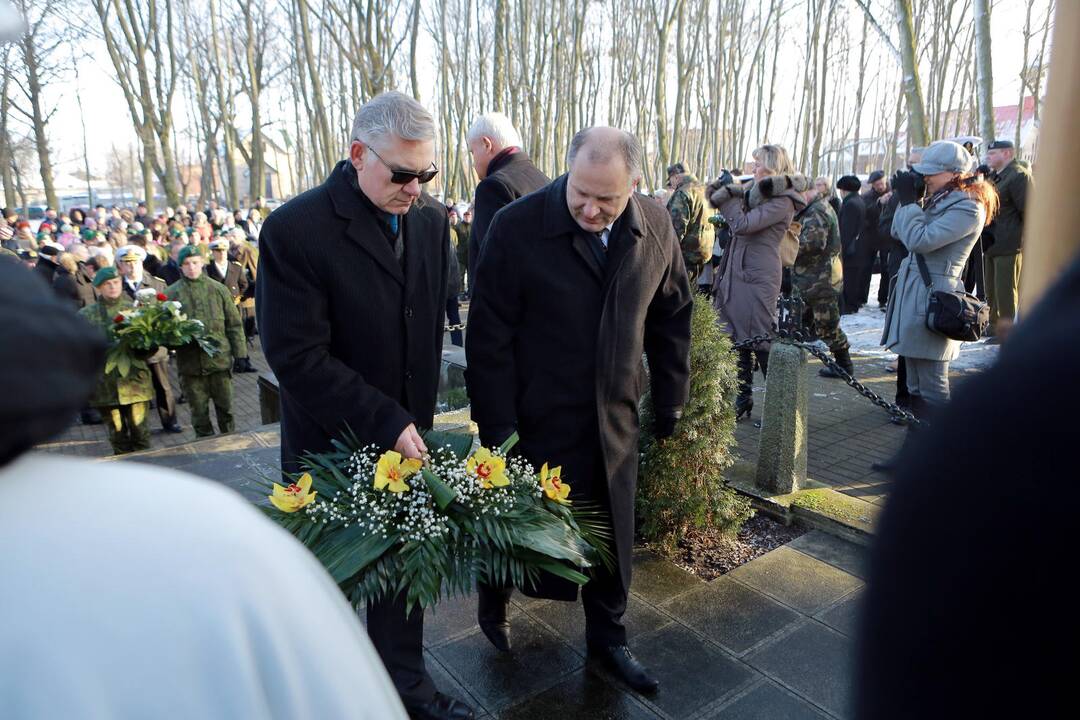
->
[366,594,435,707]
[841,252,861,312]
[871,249,890,305]
[896,356,909,405]
[446,297,463,346]
[149,359,177,429]
[582,563,629,647]
[962,238,986,301]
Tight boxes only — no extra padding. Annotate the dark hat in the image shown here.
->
[666,162,687,176]
[92,265,118,287]
[18,249,37,261]
[38,244,60,258]
[868,170,885,184]
[837,175,862,192]
[1,207,14,218]
[177,245,202,265]
[0,260,106,467]
[987,139,1014,150]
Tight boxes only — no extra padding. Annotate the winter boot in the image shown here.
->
[819,346,855,378]
[735,349,755,420]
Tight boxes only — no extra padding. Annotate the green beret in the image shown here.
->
[92,265,118,287]
[81,228,96,240]
[177,245,202,265]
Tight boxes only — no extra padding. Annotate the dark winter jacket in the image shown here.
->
[839,192,866,258]
[257,161,450,473]
[466,174,692,598]
[985,159,1032,257]
[468,150,550,284]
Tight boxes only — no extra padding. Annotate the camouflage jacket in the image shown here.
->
[666,174,714,265]
[792,198,843,298]
[78,296,155,408]
[166,273,247,375]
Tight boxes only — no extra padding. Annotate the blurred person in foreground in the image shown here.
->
[0,259,405,719]
[708,144,807,422]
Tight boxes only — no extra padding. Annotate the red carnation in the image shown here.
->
[113,314,125,324]
[156,292,168,302]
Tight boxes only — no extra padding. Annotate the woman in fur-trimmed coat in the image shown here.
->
[708,144,807,420]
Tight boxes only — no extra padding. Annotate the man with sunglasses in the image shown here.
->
[257,92,470,720]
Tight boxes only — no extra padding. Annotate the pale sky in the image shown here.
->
[13,0,1054,183]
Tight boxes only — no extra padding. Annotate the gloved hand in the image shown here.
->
[653,412,681,440]
[892,171,919,207]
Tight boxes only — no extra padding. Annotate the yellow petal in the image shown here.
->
[297,473,313,493]
[400,458,423,477]
[539,463,549,482]
[269,493,299,512]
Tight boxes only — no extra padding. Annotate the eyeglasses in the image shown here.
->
[367,146,438,185]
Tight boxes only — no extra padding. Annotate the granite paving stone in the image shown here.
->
[431,616,582,712]
[744,621,856,719]
[629,549,704,605]
[815,590,863,639]
[728,546,863,614]
[524,595,671,653]
[787,531,871,579]
[661,577,801,655]
[627,624,756,718]
[498,669,661,720]
[707,680,830,720]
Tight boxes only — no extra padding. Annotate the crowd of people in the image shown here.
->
[656,136,1030,427]
[1,199,266,454]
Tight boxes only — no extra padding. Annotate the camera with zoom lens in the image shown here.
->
[895,169,926,199]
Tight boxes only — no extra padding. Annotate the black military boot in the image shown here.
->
[735,349,754,421]
[819,346,855,378]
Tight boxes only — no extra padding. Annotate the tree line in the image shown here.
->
[0,0,1056,213]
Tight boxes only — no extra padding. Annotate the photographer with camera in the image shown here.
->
[881,141,998,418]
[709,145,807,421]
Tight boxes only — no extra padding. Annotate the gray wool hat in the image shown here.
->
[912,140,975,176]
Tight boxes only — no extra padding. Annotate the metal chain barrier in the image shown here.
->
[727,295,925,427]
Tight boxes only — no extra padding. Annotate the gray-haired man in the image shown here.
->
[257,92,472,720]
[465,112,550,287]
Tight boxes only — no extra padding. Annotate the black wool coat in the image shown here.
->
[257,161,450,472]
[468,150,550,281]
[465,175,693,597]
[839,192,866,258]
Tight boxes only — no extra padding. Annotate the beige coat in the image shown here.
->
[711,180,807,344]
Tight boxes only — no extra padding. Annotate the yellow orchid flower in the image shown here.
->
[466,447,509,489]
[539,463,571,504]
[374,450,423,493]
[269,472,317,513]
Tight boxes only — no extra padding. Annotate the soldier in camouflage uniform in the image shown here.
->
[791,189,855,378]
[78,266,154,454]
[665,163,715,284]
[166,246,248,437]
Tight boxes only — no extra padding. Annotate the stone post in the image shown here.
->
[755,342,808,494]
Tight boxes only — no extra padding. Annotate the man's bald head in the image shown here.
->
[567,127,642,185]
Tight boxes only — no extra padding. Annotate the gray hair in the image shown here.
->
[351,91,435,147]
[566,127,643,180]
[466,112,522,148]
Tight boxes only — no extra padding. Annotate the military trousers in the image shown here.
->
[985,252,1022,332]
[180,370,234,437]
[104,402,151,455]
[149,359,177,428]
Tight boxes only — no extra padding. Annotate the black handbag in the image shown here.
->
[915,253,990,341]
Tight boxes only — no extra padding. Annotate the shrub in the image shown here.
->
[637,293,753,553]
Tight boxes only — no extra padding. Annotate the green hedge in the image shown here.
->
[638,294,752,553]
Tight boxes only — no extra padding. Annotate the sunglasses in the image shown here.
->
[367,146,438,185]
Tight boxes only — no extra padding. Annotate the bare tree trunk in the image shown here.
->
[19,30,57,209]
[851,10,869,172]
[973,0,995,145]
[894,0,928,147]
[0,63,17,210]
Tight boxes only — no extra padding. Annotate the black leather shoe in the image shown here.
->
[406,692,475,720]
[163,422,183,433]
[477,584,512,653]
[588,644,659,694]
